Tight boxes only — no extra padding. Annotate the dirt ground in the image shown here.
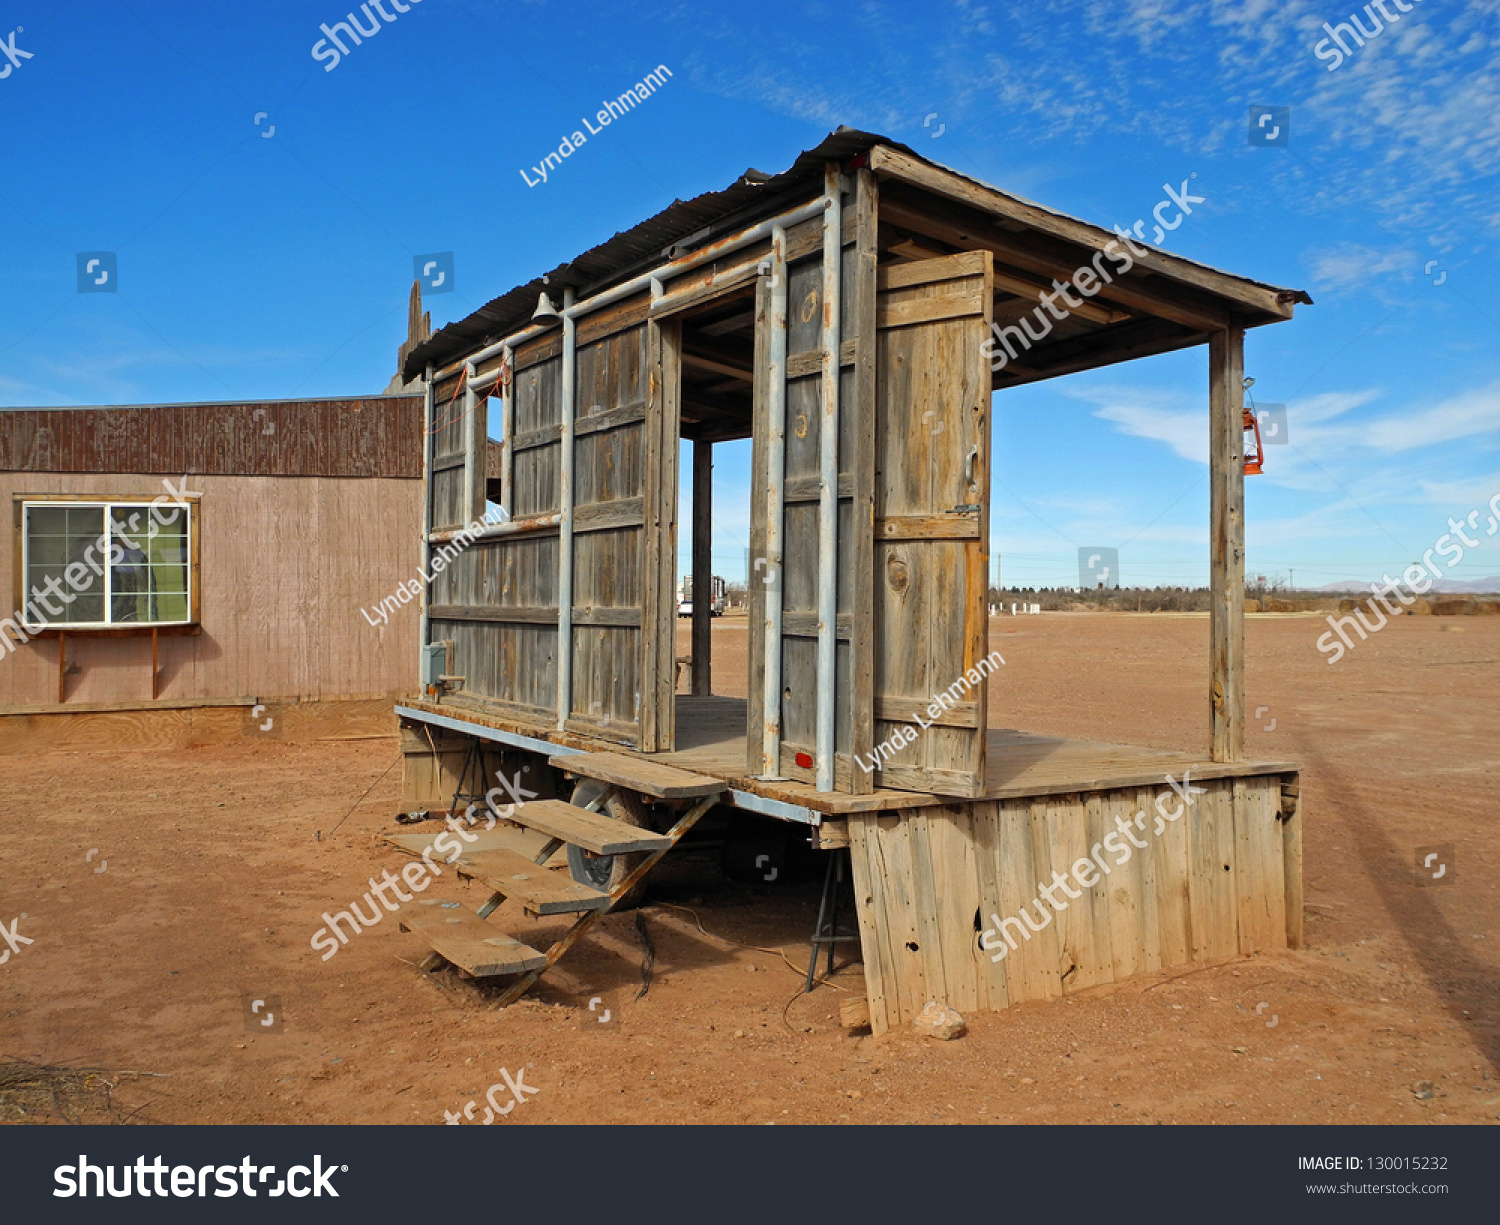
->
[2,611,1496,1126]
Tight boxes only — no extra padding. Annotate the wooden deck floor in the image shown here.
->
[403,694,1297,816]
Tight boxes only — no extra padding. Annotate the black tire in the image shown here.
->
[565,781,651,910]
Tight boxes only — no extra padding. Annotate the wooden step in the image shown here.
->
[510,797,673,855]
[549,751,726,799]
[383,829,568,868]
[457,847,611,915]
[396,899,547,977]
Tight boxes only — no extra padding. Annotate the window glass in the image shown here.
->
[24,505,103,627]
[22,502,191,628]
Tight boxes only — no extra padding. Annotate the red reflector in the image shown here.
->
[795,752,813,769]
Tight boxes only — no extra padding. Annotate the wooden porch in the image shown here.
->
[400,693,1296,817]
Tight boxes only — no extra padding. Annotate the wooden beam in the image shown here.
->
[894,237,1128,325]
[681,349,752,381]
[1281,777,1304,950]
[880,195,1233,334]
[994,317,1200,384]
[691,440,712,697]
[870,144,1296,323]
[888,237,951,262]
[988,269,1130,327]
[996,329,1209,388]
[697,309,756,337]
[428,604,558,624]
[1209,327,1246,763]
[682,419,752,445]
[679,387,752,419]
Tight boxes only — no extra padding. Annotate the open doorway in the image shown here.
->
[665,285,757,702]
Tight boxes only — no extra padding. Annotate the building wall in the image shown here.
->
[1,473,422,708]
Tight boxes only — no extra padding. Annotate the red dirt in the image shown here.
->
[2,612,1495,1125]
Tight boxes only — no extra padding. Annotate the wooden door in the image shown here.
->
[869,250,994,797]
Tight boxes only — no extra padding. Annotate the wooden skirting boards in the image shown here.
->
[0,696,401,755]
[846,772,1300,1035]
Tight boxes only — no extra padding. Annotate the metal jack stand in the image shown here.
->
[448,740,494,826]
[805,847,858,992]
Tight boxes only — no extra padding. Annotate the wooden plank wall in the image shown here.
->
[0,472,421,707]
[426,320,660,747]
[567,325,649,741]
[746,182,869,790]
[0,697,398,756]
[397,723,563,813]
[0,397,423,478]
[429,352,561,726]
[846,773,1295,1034]
[428,373,474,532]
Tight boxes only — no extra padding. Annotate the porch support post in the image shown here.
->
[1209,326,1246,763]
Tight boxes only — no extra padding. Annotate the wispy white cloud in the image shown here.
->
[1304,242,1415,293]
[1073,385,1206,463]
[684,0,1497,246]
[1359,379,1500,452]
[1082,377,1497,452]
[1075,379,1500,521]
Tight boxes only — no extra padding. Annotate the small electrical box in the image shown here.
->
[421,642,447,688]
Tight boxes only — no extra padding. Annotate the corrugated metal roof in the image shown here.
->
[0,395,423,479]
[404,126,1309,380]
[404,128,903,380]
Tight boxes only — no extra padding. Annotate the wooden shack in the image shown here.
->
[392,128,1309,1030]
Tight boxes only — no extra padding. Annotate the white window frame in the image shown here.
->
[17,498,197,632]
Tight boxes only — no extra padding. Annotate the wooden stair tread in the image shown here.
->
[396,900,547,976]
[509,798,673,854]
[549,751,726,799]
[457,847,611,915]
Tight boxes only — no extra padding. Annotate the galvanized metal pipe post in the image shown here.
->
[418,364,433,675]
[499,343,514,520]
[461,361,477,522]
[759,225,789,779]
[814,166,844,792]
[556,287,578,731]
[429,198,827,386]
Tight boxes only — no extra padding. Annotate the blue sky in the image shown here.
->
[2,0,1496,589]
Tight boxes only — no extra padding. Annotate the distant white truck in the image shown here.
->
[678,574,727,617]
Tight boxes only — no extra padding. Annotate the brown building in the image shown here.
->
[1,395,423,751]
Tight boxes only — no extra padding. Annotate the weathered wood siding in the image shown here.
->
[0,397,422,477]
[746,180,874,790]
[0,472,421,707]
[846,773,1296,1033]
[868,250,994,796]
[427,316,671,748]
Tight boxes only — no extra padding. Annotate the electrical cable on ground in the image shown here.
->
[633,911,655,1001]
[653,900,851,1034]
[327,752,402,836]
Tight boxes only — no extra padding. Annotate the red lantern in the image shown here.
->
[1243,407,1265,476]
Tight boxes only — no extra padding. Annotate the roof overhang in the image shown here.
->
[403,128,1309,384]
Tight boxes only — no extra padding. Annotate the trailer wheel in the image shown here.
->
[566,780,650,910]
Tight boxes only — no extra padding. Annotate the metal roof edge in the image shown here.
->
[404,126,1310,379]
